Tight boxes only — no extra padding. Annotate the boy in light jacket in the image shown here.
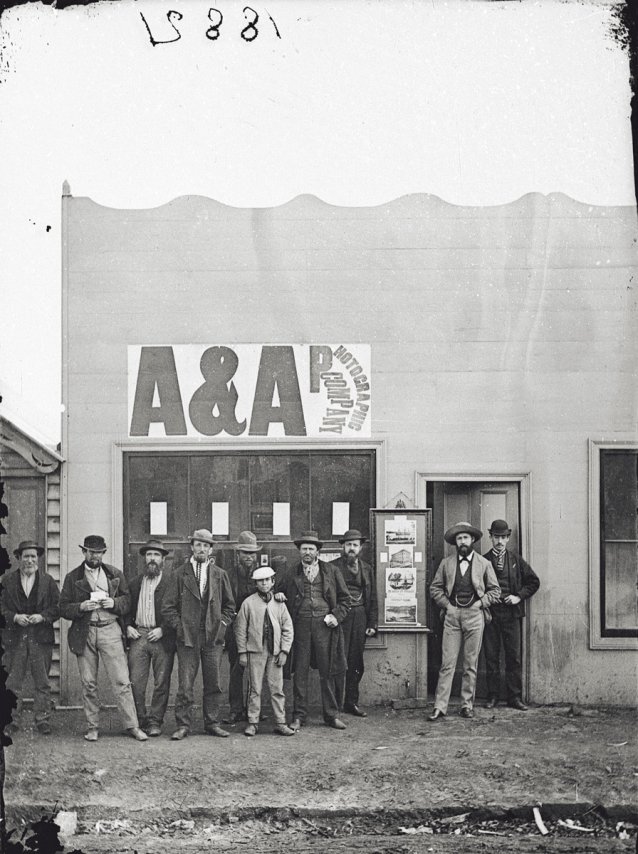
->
[234,566,295,736]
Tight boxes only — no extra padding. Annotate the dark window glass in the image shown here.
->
[310,453,374,540]
[126,455,188,541]
[189,455,249,538]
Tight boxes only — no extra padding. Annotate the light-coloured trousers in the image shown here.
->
[246,649,286,725]
[434,603,484,714]
[76,622,139,730]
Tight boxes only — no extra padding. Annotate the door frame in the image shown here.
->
[415,470,533,701]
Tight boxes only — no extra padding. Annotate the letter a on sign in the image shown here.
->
[249,346,307,436]
[130,347,187,436]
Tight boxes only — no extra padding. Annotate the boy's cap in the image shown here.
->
[252,566,275,580]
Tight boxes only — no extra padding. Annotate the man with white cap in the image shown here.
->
[234,565,295,737]
[162,529,235,740]
[428,523,500,721]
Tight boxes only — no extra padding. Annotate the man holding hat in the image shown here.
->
[223,530,261,724]
[1,540,59,735]
[125,539,176,736]
[428,523,500,720]
[331,529,378,718]
[59,535,147,741]
[162,529,235,740]
[483,519,540,711]
[275,531,350,731]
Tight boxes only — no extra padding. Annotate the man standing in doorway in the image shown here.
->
[59,535,148,741]
[223,530,260,725]
[428,523,500,720]
[126,539,176,736]
[162,529,235,740]
[331,529,377,717]
[275,531,350,731]
[483,519,540,711]
[1,540,59,735]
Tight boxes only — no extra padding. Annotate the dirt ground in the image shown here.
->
[4,702,637,853]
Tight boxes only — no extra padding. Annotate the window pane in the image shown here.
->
[604,543,638,630]
[126,456,188,541]
[249,454,309,538]
[190,455,249,539]
[602,451,638,541]
[310,453,373,542]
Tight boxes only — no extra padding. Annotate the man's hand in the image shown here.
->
[324,614,338,628]
[100,597,115,610]
[80,599,100,612]
[274,592,287,603]
[28,614,44,624]
[365,628,376,637]
[127,626,141,640]
[14,614,30,627]
[239,653,248,668]
[147,627,163,642]
[275,651,287,667]
[503,594,521,606]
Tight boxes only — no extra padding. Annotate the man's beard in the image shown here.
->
[493,544,505,554]
[302,554,315,565]
[346,552,358,567]
[457,544,472,557]
[193,553,207,564]
[145,561,162,577]
[85,557,101,569]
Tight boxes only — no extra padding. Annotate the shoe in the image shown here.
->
[222,712,245,725]
[244,723,258,737]
[427,709,445,721]
[128,727,149,741]
[146,724,162,737]
[289,718,303,732]
[36,721,52,735]
[84,729,98,742]
[460,707,474,718]
[205,724,230,738]
[344,704,367,717]
[273,723,296,736]
[326,717,347,730]
[485,697,497,709]
[171,727,189,740]
[508,698,529,711]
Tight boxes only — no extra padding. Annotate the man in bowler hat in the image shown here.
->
[275,531,350,731]
[59,535,147,741]
[331,529,378,717]
[162,529,235,740]
[1,540,59,734]
[428,523,500,720]
[483,519,540,711]
[126,539,176,736]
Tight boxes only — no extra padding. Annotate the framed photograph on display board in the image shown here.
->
[370,508,431,633]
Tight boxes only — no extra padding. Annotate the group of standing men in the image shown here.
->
[1,517,538,738]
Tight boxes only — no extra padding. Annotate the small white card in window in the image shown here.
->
[272,503,290,536]
[149,502,167,536]
[332,502,350,536]
[211,502,229,536]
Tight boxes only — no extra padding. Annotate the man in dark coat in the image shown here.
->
[483,519,541,711]
[161,529,235,740]
[331,529,378,717]
[1,540,59,735]
[125,539,176,736]
[275,531,350,731]
[59,535,147,741]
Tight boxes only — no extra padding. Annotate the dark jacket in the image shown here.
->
[482,549,540,618]
[1,570,60,647]
[59,562,130,655]
[161,559,235,648]
[330,555,378,631]
[125,570,176,653]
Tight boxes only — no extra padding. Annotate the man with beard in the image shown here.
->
[428,523,500,720]
[223,530,260,725]
[126,539,176,736]
[331,529,378,718]
[1,540,59,735]
[162,529,235,740]
[275,531,350,731]
[482,519,540,711]
[59,535,147,741]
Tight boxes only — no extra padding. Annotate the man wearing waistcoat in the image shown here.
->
[483,519,540,711]
[162,529,235,740]
[1,540,59,735]
[331,529,378,718]
[59,535,147,741]
[126,539,176,736]
[428,522,500,720]
[275,531,350,731]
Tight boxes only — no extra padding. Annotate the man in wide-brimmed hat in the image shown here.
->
[428,523,500,721]
[162,529,235,740]
[1,540,59,735]
[59,535,148,741]
[275,531,350,731]
[125,539,176,736]
[330,529,378,718]
[482,519,540,712]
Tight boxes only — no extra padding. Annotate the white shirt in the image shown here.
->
[20,571,36,597]
[190,557,209,597]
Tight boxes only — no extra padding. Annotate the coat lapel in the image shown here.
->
[444,556,456,595]
[183,563,201,600]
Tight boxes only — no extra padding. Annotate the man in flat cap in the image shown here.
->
[223,530,261,725]
[162,529,235,740]
[59,535,147,741]
[1,540,59,735]
[428,522,500,720]
[126,539,176,736]
[331,529,378,718]
[275,531,350,731]
[483,519,540,711]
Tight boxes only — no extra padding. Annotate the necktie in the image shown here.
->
[494,549,505,571]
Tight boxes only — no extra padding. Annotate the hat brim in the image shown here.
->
[234,544,261,552]
[338,536,367,544]
[189,536,215,546]
[14,546,44,558]
[293,539,323,549]
[79,544,106,552]
[139,546,170,556]
[444,525,483,545]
